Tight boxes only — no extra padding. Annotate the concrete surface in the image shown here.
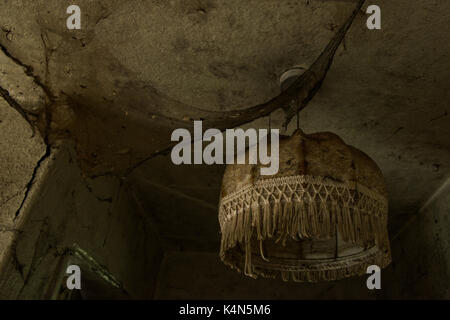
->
[0,144,163,299]
[0,96,46,265]
[0,0,448,299]
[382,178,450,299]
[154,251,380,299]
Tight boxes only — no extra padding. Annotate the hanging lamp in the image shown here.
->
[218,127,391,282]
[216,0,390,282]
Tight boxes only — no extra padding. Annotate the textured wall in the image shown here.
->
[0,144,163,299]
[152,178,450,299]
[154,251,380,300]
[382,179,450,299]
[0,96,46,274]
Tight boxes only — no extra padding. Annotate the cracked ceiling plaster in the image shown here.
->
[0,0,449,250]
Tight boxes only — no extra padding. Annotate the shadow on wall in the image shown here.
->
[153,250,384,299]
[382,178,450,299]
[152,179,450,300]
[0,141,163,299]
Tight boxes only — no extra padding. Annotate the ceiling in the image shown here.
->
[1,0,449,250]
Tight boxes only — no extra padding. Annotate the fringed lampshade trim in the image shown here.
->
[222,246,391,282]
[219,175,391,282]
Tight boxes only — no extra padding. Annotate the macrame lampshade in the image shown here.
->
[219,129,391,282]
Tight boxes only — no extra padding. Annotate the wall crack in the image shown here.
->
[0,85,36,132]
[13,144,51,221]
[0,41,54,100]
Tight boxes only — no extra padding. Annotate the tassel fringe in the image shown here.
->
[219,175,391,282]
